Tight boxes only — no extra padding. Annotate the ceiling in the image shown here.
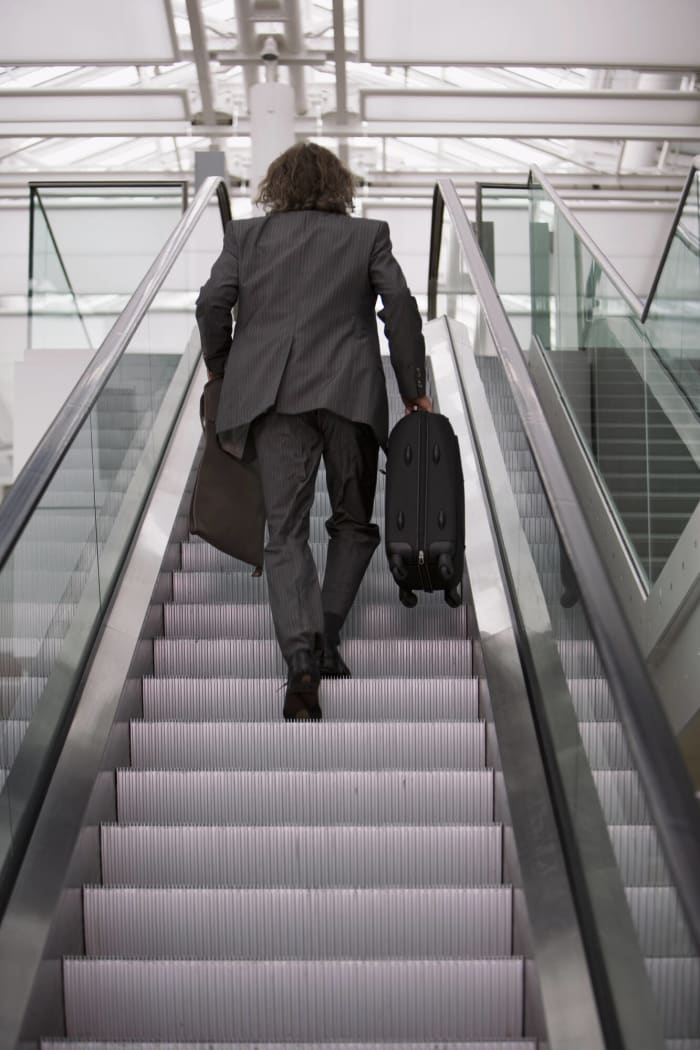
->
[0,0,698,187]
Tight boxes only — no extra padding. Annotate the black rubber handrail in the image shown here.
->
[429,178,700,961]
[0,176,231,574]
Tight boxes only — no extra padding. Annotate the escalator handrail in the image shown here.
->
[642,154,700,321]
[529,158,700,326]
[0,176,231,574]
[430,177,700,959]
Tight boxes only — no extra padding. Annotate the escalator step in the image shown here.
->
[128,721,485,771]
[646,958,700,1038]
[171,570,422,605]
[45,1039,538,1050]
[141,676,480,724]
[82,886,513,959]
[593,770,650,824]
[152,638,472,678]
[62,957,525,1041]
[115,769,494,825]
[579,722,633,770]
[100,824,504,887]
[626,886,696,957]
[163,602,469,640]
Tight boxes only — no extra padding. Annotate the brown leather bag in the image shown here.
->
[188,375,265,567]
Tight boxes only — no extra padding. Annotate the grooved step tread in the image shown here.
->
[100,824,505,887]
[141,676,480,723]
[116,769,495,825]
[62,958,526,1041]
[129,721,486,770]
[83,886,513,959]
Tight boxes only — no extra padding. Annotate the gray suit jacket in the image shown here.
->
[195,210,426,456]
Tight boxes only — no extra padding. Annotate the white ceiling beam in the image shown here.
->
[359,0,700,71]
[185,0,217,124]
[361,91,700,129]
[3,120,699,139]
[0,91,191,122]
[2,0,180,65]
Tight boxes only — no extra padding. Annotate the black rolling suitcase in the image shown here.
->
[385,410,465,608]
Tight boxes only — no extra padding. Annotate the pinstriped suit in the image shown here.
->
[196,208,425,664]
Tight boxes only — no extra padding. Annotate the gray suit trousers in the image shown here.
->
[251,409,380,664]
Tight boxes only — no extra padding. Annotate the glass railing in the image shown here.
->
[0,177,228,907]
[477,165,700,588]
[28,182,188,351]
[430,178,700,1050]
[644,167,700,414]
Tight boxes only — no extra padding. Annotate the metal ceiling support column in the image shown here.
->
[185,0,217,125]
[283,0,308,115]
[332,0,350,165]
[234,0,259,103]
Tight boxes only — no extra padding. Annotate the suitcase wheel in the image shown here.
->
[399,587,418,608]
[444,585,462,608]
[389,554,407,583]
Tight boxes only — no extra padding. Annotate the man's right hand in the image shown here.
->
[404,395,433,415]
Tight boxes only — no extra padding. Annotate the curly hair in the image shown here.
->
[255,142,356,214]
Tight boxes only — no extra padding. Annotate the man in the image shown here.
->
[196,142,429,721]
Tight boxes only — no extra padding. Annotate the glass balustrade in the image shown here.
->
[432,189,700,1046]
[477,172,700,588]
[0,186,224,899]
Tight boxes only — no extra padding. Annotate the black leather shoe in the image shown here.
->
[320,644,352,679]
[284,650,321,721]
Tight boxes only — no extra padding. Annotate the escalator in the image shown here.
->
[0,172,699,1049]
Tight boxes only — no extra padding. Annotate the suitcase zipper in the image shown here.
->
[417,412,431,590]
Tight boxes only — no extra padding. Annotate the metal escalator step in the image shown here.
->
[163,602,468,640]
[579,722,633,770]
[62,447,145,472]
[0,677,47,718]
[10,542,96,571]
[567,679,616,721]
[83,886,512,959]
[593,770,650,824]
[0,719,29,767]
[0,570,89,603]
[608,825,669,886]
[626,887,695,956]
[180,541,394,573]
[646,958,700,1038]
[116,769,494,825]
[142,676,479,723]
[129,721,486,771]
[0,601,76,639]
[555,640,605,678]
[43,1041,538,1049]
[100,824,504,887]
[63,957,525,1041]
[171,569,416,605]
[152,639,472,678]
